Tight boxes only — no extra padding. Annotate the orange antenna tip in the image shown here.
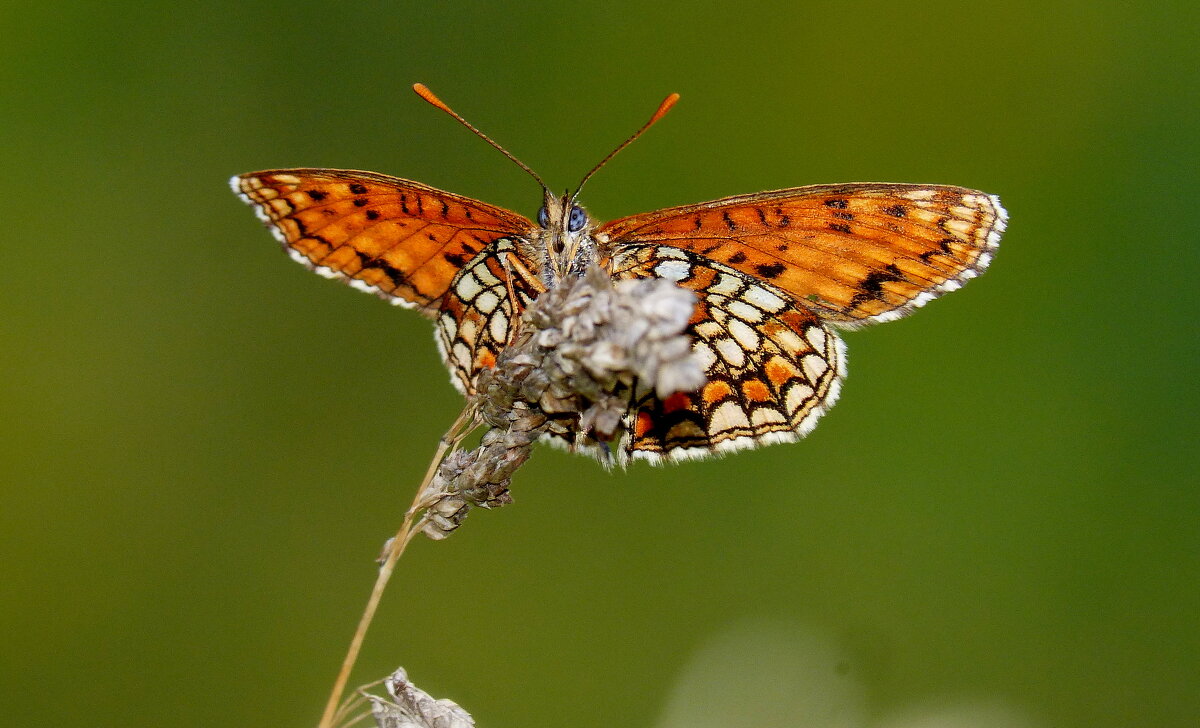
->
[412,83,450,113]
[650,93,681,125]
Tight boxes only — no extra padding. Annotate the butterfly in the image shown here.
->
[232,85,1005,464]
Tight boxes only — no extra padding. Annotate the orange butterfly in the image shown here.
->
[232,85,1005,463]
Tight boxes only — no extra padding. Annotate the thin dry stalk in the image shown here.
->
[313,266,703,728]
[317,408,476,728]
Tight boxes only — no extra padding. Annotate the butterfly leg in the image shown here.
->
[500,252,547,343]
[502,251,546,294]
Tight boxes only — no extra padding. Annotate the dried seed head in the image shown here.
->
[367,666,474,728]
[417,266,703,537]
[477,266,704,444]
[420,429,523,540]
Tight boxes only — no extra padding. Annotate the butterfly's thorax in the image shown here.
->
[528,193,601,288]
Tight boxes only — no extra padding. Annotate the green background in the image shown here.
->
[3,2,1197,727]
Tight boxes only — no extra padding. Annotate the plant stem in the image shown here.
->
[316,408,474,728]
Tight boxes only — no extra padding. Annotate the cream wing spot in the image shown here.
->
[709,274,743,297]
[727,299,765,323]
[656,246,689,260]
[771,326,805,354]
[743,285,786,312]
[654,260,690,281]
[451,342,472,369]
[694,320,726,340]
[801,353,829,382]
[751,408,787,426]
[785,383,816,413]
[805,326,827,352]
[693,342,718,371]
[474,261,502,287]
[714,338,746,367]
[908,208,943,225]
[455,273,483,301]
[489,309,509,344]
[710,401,751,430]
[942,218,974,237]
[474,289,501,315]
[728,318,760,351]
[456,317,479,345]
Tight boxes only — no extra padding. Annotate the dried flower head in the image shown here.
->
[367,667,474,728]
[416,265,704,538]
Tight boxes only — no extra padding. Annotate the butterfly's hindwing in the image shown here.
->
[436,238,536,394]
[610,246,846,462]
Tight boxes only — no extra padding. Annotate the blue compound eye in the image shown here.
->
[537,206,549,228]
[568,206,586,232]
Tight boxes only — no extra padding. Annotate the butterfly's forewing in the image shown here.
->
[232,168,535,314]
[610,246,845,462]
[233,168,542,394]
[599,184,1005,327]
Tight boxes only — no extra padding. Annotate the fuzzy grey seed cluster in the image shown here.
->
[478,265,705,444]
[420,266,704,539]
[369,667,474,728]
[420,428,524,539]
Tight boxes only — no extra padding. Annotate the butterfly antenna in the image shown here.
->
[413,83,549,193]
[572,92,680,199]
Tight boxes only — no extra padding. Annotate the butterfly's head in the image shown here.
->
[536,190,596,284]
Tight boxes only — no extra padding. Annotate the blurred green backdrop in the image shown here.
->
[2,2,1197,727]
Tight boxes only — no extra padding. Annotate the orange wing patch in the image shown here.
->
[598,183,1005,328]
[232,168,535,313]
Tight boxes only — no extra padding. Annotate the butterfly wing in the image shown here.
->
[610,245,845,462]
[232,168,536,314]
[598,183,1005,328]
[435,236,540,394]
[233,168,541,394]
